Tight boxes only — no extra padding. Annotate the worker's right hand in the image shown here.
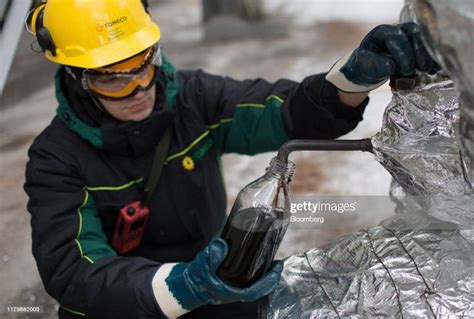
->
[326,22,440,93]
[152,238,283,318]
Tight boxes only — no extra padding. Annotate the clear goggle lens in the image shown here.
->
[83,44,162,100]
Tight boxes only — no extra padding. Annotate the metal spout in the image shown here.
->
[277,139,373,163]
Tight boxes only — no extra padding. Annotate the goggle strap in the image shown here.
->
[81,76,89,91]
[90,45,161,75]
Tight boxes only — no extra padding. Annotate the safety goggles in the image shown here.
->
[81,44,162,100]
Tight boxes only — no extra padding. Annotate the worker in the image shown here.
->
[23,0,439,318]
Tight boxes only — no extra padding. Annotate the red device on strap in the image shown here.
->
[112,201,149,254]
[111,128,171,254]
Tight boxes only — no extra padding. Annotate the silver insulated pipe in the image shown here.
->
[409,0,474,180]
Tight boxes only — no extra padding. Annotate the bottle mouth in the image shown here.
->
[267,157,296,180]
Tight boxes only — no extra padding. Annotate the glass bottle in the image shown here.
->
[217,157,295,288]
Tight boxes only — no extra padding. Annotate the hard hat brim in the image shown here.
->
[46,22,161,69]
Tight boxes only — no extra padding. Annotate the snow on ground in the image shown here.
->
[264,0,405,25]
[0,87,57,317]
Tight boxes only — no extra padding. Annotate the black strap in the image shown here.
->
[144,128,172,206]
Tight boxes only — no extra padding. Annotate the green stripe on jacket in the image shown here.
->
[211,96,289,155]
[76,190,117,263]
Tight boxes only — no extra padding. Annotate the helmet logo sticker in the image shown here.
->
[104,16,128,29]
[98,16,129,41]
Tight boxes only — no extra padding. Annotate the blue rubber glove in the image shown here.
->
[326,22,440,92]
[152,238,283,318]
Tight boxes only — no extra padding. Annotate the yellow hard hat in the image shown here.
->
[27,0,161,69]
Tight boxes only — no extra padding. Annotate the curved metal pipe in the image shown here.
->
[277,139,373,163]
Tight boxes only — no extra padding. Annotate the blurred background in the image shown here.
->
[0,0,403,316]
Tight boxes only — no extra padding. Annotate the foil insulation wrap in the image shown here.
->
[267,78,474,318]
[267,214,474,318]
[371,76,473,228]
[404,0,474,166]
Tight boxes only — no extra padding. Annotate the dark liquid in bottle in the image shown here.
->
[217,207,289,288]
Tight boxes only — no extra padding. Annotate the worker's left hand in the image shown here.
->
[152,238,283,318]
[326,22,441,93]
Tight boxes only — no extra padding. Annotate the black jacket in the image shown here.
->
[24,57,367,318]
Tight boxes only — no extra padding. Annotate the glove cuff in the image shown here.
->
[152,263,203,318]
[326,50,387,93]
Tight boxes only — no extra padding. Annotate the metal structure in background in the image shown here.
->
[0,0,32,95]
[201,0,286,42]
[202,0,263,22]
[267,1,474,316]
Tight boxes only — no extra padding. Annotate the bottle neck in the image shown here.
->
[265,157,296,181]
